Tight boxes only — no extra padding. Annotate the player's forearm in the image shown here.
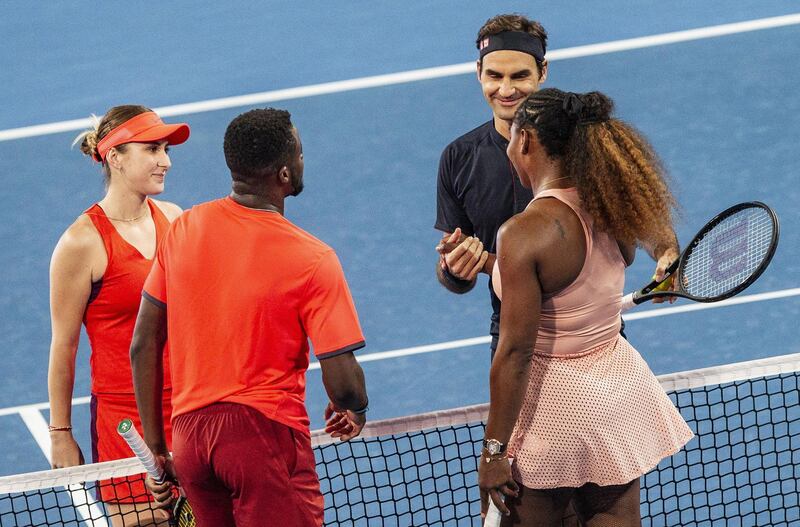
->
[484,345,534,444]
[436,261,477,294]
[130,340,166,453]
[329,364,369,412]
[48,343,78,427]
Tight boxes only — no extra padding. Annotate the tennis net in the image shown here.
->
[2,352,799,526]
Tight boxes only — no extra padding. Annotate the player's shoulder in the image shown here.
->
[523,195,578,229]
[498,201,559,247]
[497,211,529,243]
[171,198,225,224]
[283,219,335,256]
[155,199,220,245]
[443,120,495,153]
[63,213,102,245]
[524,197,587,251]
[276,221,342,278]
[53,214,104,260]
[150,198,183,222]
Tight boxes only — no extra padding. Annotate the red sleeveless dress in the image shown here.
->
[83,199,174,503]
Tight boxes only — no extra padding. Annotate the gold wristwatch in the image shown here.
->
[482,438,507,456]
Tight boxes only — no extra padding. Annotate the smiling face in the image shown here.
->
[109,141,171,196]
[478,50,546,134]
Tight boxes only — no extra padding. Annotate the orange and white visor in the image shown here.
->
[95,111,190,162]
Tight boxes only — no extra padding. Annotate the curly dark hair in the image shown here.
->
[476,14,547,77]
[224,108,296,184]
[513,88,677,247]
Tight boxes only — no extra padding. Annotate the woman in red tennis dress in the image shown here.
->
[479,89,693,526]
[48,105,189,526]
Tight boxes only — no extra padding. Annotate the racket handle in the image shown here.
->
[117,419,166,483]
[483,455,512,527]
[484,500,503,527]
[621,292,636,313]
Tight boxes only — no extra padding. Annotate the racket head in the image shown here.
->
[672,201,779,302]
[173,496,196,527]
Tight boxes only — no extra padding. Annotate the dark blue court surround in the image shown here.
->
[0,1,798,488]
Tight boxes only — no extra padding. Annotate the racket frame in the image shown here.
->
[628,201,779,305]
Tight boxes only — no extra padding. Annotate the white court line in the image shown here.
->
[1,286,795,418]
[18,408,53,463]
[623,287,800,320]
[307,335,491,370]
[18,407,109,526]
[309,287,800,369]
[0,396,91,418]
[1,12,799,143]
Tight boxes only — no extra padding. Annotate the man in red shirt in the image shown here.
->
[130,108,369,527]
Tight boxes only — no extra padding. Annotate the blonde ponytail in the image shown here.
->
[72,113,102,159]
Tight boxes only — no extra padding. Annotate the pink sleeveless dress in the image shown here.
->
[505,188,694,489]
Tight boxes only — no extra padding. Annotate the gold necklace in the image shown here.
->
[537,176,573,192]
[105,210,149,222]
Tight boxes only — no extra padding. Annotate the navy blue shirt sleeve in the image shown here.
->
[435,144,474,236]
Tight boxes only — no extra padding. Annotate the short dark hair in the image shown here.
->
[476,14,548,76]
[224,108,296,182]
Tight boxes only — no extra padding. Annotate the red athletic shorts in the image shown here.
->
[171,402,323,527]
[90,392,173,503]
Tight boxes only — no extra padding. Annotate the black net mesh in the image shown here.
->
[0,472,166,526]
[2,359,799,526]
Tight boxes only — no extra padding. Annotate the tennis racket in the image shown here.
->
[621,201,779,311]
[483,456,513,527]
[484,499,504,527]
[117,419,195,527]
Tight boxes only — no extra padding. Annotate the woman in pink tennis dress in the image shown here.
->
[478,88,693,526]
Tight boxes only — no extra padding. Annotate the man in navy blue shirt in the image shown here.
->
[435,14,548,354]
[437,16,593,525]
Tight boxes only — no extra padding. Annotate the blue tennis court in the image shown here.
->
[1,1,799,523]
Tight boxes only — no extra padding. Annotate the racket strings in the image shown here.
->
[681,208,774,298]
[164,493,194,527]
[176,498,196,527]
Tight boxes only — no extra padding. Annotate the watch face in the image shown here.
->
[485,439,502,455]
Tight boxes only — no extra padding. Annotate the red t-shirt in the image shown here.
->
[143,197,365,433]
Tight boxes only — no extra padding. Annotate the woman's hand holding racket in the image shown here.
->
[622,202,779,312]
[649,245,680,305]
[479,455,516,527]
